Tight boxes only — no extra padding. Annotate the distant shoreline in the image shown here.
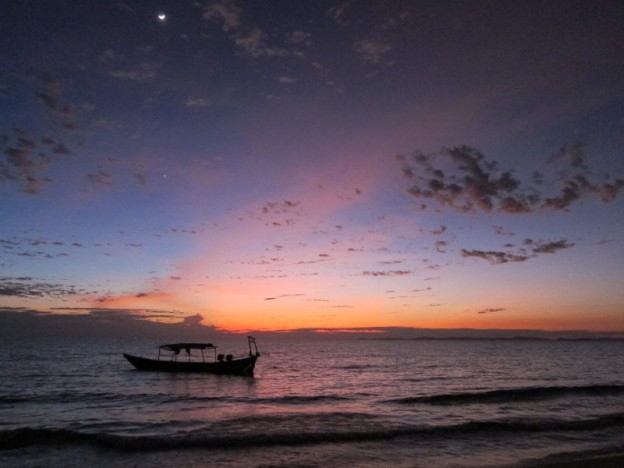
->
[2,308,623,341]
[357,336,624,342]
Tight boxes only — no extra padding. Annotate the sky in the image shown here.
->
[1,0,623,335]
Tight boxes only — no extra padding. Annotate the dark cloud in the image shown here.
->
[461,238,575,265]
[1,73,76,194]
[400,144,624,214]
[595,239,615,246]
[477,307,505,314]
[0,307,217,340]
[264,293,305,301]
[51,307,188,322]
[37,71,63,112]
[434,240,448,253]
[492,225,514,236]
[86,171,115,188]
[0,277,84,298]
[548,141,586,169]
[258,200,302,227]
[262,200,301,214]
[1,129,52,194]
[134,172,147,185]
[38,71,76,123]
[363,270,412,276]
[460,249,529,265]
[182,313,205,325]
[528,239,575,254]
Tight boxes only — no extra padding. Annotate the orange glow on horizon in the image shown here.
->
[70,284,623,333]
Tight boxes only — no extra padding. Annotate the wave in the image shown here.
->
[0,392,351,406]
[385,384,624,406]
[4,384,622,410]
[133,393,352,406]
[334,364,378,370]
[3,412,624,452]
[252,395,352,404]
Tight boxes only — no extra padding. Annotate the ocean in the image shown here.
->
[1,336,623,467]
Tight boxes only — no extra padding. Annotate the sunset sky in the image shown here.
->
[2,0,623,334]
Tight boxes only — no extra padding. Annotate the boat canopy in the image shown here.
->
[160,343,215,353]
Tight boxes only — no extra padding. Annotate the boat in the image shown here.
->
[123,336,259,376]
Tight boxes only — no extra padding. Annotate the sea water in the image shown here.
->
[1,336,623,467]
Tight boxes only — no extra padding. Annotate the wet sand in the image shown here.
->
[529,451,624,467]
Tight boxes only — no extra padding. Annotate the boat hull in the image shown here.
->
[123,353,257,375]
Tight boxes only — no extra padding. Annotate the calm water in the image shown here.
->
[1,336,624,467]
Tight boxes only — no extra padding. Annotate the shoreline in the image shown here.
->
[524,448,624,467]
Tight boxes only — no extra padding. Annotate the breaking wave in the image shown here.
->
[3,412,624,452]
[385,384,624,405]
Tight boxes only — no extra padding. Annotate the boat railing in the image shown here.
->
[248,336,260,357]
[152,338,259,362]
[157,344,218,363]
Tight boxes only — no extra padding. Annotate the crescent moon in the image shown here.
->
[158,13,166,21]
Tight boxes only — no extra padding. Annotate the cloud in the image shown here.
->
[0,307,218,340]
[182,313,205,325]
[202,0,242,32]
[434,240,448,253]
[477,307,505,315]
[0,277,84,298]
[262,200,301,214]
[110,62,159,81]
[524,238,575,254]
[492,225,514,236]
[234,28,287,58]
[1,129,52,194]
[289,31,312,45]
[185,97,211,107]
[278,75,297,84]
[200,3,298,61]
[548,141,586,169]
[363,270,412,277]
[327,3,351,25]
[400,144,624,214]
[352,10,409,64]
[1,74,76,194]
[460,238,575,264]
[460,249,529,265]
[86,171,115,188]
[354,38,392,63]
[264,293,305,301]
[37,71,69,116]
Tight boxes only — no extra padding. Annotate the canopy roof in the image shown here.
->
[160,343,215,352]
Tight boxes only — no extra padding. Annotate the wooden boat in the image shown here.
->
[123,336,259,375]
